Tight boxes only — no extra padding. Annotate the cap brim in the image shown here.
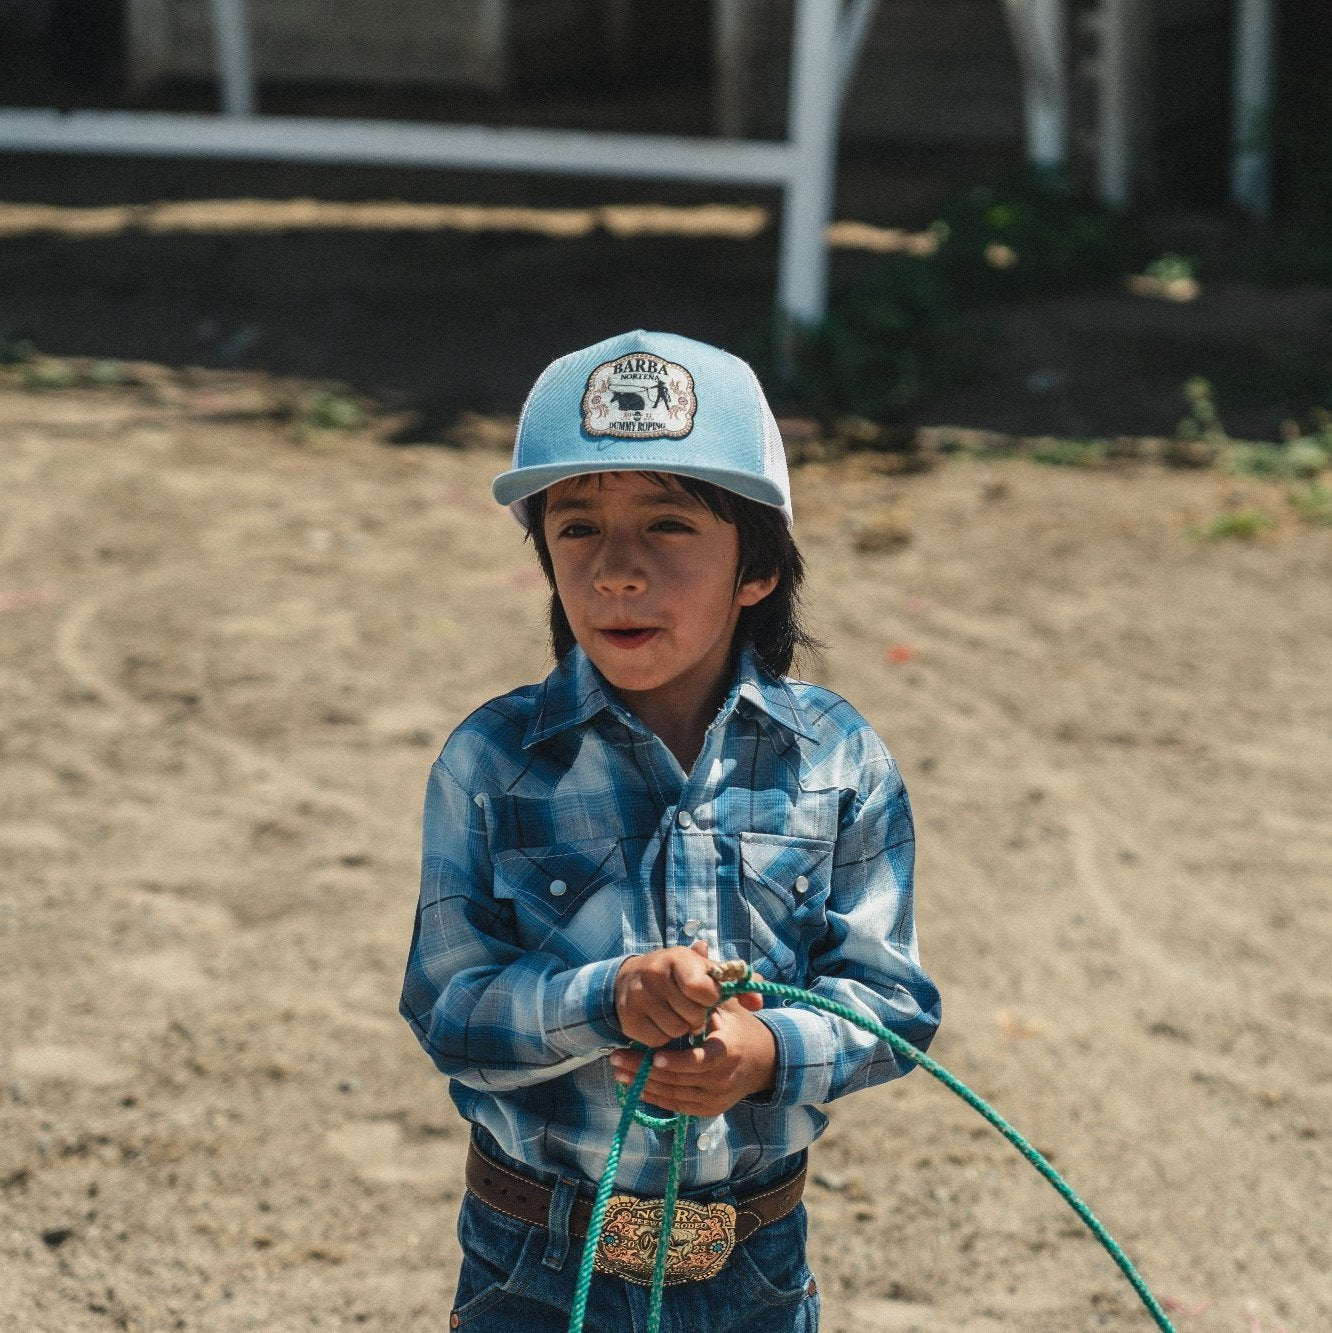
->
[493,462,790,526]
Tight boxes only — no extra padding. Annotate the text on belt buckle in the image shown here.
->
[593,1193,737,1285]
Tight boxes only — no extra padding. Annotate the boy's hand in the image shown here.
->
[608,1001,777,1118]
[611,940,774,1117]
[614,940,763,1048]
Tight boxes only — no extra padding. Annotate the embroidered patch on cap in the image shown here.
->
[582,354,697,440]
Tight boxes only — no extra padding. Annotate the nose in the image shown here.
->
[592,535,646,595]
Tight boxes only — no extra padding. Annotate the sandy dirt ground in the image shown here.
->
[1,373,1329,1332]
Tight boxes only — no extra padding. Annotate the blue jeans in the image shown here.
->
[450,1180,820,1332]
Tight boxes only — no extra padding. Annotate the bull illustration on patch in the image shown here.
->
[582,354,697,441]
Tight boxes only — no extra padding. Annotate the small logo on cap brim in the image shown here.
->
[582,354,696,441]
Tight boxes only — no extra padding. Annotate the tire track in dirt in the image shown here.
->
[0,441,45,568]
[53,573,374,827]
[0,510,29,569]
[873,581,1332,1060]
[909,596,1330,778]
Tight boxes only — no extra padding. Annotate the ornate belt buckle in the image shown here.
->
[593,1193,737,1285]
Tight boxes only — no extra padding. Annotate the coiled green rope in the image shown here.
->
[569,969,1176,1333]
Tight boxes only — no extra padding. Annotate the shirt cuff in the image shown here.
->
[750,1007,838,1108]
[552,954,630,1054]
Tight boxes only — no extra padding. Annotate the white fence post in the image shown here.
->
[210,0,256,117]
[1003,0,1068,173]
[1092,0,1142,209]
[1229,0,1274,220]
[712,0,757,139]
[777,0,844,328]
[837,0,878,106]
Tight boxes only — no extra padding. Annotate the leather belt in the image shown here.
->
[465,1139,805,1281]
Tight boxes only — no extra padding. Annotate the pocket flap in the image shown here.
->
[740,833,833,911]
[493,839,622,926]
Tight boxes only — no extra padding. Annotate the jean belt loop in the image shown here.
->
[541,1176,578,1270]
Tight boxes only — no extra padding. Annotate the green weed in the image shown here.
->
[1226,439,1328,479]
[1031,437,1108,468]
[0,335,36,365]
[300,390,366,431]
[1143,254,1196,284]
[1288,480,1332,525]
[1187,509,1275,541]
[21,357,77,390]
[86,359,125,387]
[1178,377,1228,445]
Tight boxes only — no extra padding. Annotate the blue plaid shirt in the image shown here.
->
[400,646,940,1195]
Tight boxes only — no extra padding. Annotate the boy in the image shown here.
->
[400,330,940,1331]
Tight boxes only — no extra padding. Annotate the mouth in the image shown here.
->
[600,627,659,649]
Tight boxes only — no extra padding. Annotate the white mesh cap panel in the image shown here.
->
[743,359,794,526]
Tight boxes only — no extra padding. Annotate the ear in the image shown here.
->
[735,571,779,607]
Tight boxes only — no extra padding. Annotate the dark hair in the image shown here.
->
[525,473,819,678]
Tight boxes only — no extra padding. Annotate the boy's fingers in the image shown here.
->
[649,976,711,1030]
[637,1009,696,1043]
[670,950,722,1005]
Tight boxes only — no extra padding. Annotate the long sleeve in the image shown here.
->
[399,761,627,1090]
[752,750,940,1108]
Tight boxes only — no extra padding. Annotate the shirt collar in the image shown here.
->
[523,647,628,748]
[523,644,815,749]
[727,646,817,744]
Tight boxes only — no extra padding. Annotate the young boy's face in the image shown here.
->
[541,471,777,724]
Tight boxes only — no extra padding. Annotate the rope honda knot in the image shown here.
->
[705,959,752,984]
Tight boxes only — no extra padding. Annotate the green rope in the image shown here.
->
[568,971,1177,1333]
[569,1050,653,1333]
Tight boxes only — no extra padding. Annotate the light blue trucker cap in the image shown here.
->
[492,330,793,529]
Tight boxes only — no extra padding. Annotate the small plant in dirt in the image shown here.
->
[1306,407,1332,452]
[1226,440,1328,480]
[1166,377,1228,466]
[0,334,36,365]
[1187,508,1275,541]
[1275,409,1332,473]
[1030,437,1108,468]
[1126,253,1200,302]
[1143,254,1197,285]
[1288,480,1332,525]
[299,390,366,432]
[20,357,77,391]
[85,359,125,387]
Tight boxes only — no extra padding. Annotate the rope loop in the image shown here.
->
[570,972,1176,1333]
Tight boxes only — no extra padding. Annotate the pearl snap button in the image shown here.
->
[676,810,693,829]
[794,874,810,895]
[549,879,567,896]
[697,1133,714,1151]
[683,918,701,937]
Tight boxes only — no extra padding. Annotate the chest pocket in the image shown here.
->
[492,839,625,961]
[739,832,834,981]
